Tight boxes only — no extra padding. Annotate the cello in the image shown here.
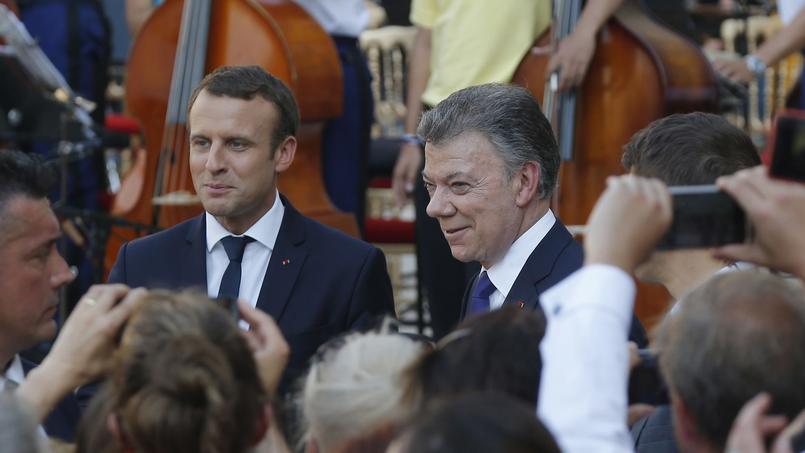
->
[513,0,719,326]
[107,0,355,274]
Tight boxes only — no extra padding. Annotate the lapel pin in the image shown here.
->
[517,301,525,309]
[281,258,291,266]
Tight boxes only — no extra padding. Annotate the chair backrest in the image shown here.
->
[359,26,417,138]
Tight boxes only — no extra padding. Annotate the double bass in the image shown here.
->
[107,0,356,274]
[513,0,719,325]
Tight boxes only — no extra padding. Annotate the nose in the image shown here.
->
[205,142,226,173]
[49,251,75,288]
[425,187,456,219]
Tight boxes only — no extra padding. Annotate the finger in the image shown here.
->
[718,171,766,214]
[101,287,147,333]
[758,415,789,435]
[772,409,805,453]
[240,329,262,352]
[78,284,130,314]
[530,45,552,56]
[712,243,765,265]
[734,393,772,428]
[237,300,282,344]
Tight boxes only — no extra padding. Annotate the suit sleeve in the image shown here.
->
[106,243,127,284]
[347,247,396,330]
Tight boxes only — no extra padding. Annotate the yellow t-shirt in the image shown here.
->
[411,0,551,106]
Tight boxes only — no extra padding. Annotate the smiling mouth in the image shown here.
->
[444,226,469,236]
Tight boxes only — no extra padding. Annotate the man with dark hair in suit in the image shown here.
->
[108,65,395,387]
[0,150,80,440]
[418,83,645,344]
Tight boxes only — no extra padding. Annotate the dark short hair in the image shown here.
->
[404,306,545,408]
[658,271,805,450]
[188,65,300,150]
[399,393,560,453]
[417,84,559,199]
[0,151,55,242]
[622,112,760,184]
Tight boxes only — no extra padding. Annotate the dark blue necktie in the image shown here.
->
[217,235,254,300]
[469,271,496,315]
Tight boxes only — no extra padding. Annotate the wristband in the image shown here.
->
[401,133,424,147]
[744,54,767,76]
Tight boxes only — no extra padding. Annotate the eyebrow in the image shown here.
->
[422,171,471,182]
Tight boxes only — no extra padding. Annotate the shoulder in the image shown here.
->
[290,210,378,258]
[124,216,200,251]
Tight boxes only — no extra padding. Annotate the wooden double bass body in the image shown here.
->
[513,0,719,325]
[107,0,356,274]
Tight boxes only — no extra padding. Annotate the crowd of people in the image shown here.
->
[2,0,805,451]
[2,62,805,452]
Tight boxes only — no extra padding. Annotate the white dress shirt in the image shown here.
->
[2,355,47,437]
[1,355,24,392]
[205,192,284,308]
[484,209,556,309]
[537,265,636,453]
[294,0,369,37]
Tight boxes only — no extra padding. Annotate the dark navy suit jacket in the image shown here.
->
[460,219,647,345]
[460,219,583,317]
[20,357,81,441]
[108,196,395,385]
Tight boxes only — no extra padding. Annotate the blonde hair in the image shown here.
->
[300,327,427,452]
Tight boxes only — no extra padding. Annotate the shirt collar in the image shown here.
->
[2,355,24,390]
[484,209,556,299]
[205,191,285,252]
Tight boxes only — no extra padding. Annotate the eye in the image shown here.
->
[450,181,470,194]
[423,181,435,196]
[191,137,210,149]
[229,139,249,151]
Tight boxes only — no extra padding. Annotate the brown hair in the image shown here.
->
[404,306,546,408]
[188,65,300,150]
[108,291,267,453]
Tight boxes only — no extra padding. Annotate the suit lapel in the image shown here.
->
[255,197,308,321]
[180,215,208,291]
[504,221,573,310]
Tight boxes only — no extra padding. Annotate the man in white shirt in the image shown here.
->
[109,66,395,389]
[419,83,646,344]
[537,173,805,453]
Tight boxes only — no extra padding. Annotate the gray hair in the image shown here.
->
[657,271,805,450]
[299,327,427,453]
[417,83,559,199]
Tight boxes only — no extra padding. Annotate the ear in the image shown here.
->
[250,402,272,447]
[273,136,297,173]
[107,412,129,450]
[670,393,705,451]
[514,161,541,207]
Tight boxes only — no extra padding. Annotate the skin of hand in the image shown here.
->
[17,284,146,422]
[546,28,597,91]
[714,166,805,280]
[238,299,290,397]
[725,393,805,453]
[391,142,424,207]
[584,175,673,274]
[713,58,756,84]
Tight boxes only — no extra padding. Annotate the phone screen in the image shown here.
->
[770,115,805,183]
[656,185,747,250]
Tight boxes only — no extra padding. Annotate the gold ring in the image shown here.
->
[83,297,98,307]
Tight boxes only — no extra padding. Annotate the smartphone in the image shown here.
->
[656,185,748,250]
[769,113,805,183]
[216,296,240,322]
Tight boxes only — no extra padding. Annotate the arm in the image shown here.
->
[548,0,625,91]
[391,26,431,206]
[715,8,805,83]
[17,285,143,422]
[125,0,155,37]
[537,175,672,452]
